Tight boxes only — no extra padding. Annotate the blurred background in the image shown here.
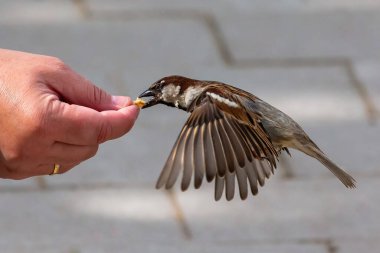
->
[1,0,380,252]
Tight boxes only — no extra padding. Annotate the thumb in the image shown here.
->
[45,63,130,111]
[51,102,140,145]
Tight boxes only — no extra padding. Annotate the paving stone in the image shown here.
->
[0,0,80,23]
[146,242,327,253]
[354,61,380,116]
[185,243,327,253]
[335,239,380,253]
[86,0,380,14]
[0,178,40,191]
[176,178,380,242]
[217,10,380,61]
[0,187,182,253]
[86,0,230,14]
[2,183,329,253]
[0,239,327,253]
[86,0,380,62]
[219,0,380,12]
[0,19,221,72]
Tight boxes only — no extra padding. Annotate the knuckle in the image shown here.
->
[4,122,47,170]
[46,56,69,72]
[3,147,23,167]
[46,56,64,66]
[28,56,68,78]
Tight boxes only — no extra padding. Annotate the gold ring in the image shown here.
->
[49,164,60,175]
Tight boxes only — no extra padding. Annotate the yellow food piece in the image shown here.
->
[133,98,146,108]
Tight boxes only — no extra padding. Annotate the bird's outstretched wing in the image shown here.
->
[156,89,280,200]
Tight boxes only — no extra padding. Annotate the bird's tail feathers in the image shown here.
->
[296,143,356,188]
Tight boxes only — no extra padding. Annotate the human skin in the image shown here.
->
[0,49,139,179]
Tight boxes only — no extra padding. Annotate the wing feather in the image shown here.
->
[166,126,191,189]
[236,167,248,200]
[216,119,236,173]
[215,175,224,201]
[156,124,189,189]
[220,119,246,167]
[225,171,235,201]
[181,125,195,191]
[204,121,218,182]
[227,120,254,162]
[193,122,206,189]
[210,119,228,177]
[245,162,259,195]
[254,159,266,186]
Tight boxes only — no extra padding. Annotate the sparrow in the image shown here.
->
[138,75,356,201]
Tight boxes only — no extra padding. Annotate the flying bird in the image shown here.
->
[137,75,356,201]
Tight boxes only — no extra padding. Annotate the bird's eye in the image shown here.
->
[156,83,163,90]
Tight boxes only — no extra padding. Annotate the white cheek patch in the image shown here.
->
[206,92,239,108]
[161,84,181,101]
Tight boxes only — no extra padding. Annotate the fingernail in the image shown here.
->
[112,96,132,108]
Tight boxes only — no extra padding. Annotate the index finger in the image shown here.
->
[48,101,140,145]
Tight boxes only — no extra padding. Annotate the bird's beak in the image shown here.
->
[138,89,159,109]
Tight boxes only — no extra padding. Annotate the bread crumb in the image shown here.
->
[133,98,145,108]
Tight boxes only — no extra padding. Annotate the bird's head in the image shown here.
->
[138,75,205,111]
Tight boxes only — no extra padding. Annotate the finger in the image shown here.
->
[46,142,98,164]
[49,101,140,145]
[43,60,131,111]
[97,106,140,143]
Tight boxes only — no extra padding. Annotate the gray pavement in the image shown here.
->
[1,1,379,252]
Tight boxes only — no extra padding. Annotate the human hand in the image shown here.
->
[0,49,139,179]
